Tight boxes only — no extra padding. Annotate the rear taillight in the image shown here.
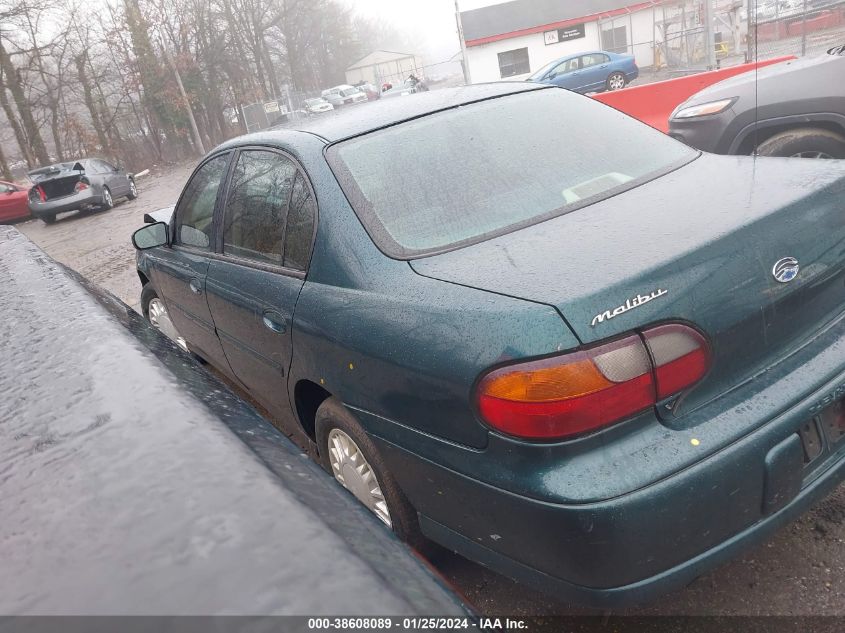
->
[30,186,46,202]
[74,180,89,192]
[642,324,709,399]
[476,323,709,441]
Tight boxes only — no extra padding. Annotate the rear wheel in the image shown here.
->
[127,179,138,200]
[606,71,627,91]
[141,284,187,351]
[755,127,845,159]
[100,186,113,211]
[315,397,429,550]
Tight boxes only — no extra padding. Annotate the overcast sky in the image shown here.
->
[343,0,511,62]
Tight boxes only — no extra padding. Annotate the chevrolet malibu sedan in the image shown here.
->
[132,83,845,607]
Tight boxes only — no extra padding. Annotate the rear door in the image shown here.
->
[205,148,317,420]
[147,153,232,370]
[579,53,611,92]
[99,159,131,197]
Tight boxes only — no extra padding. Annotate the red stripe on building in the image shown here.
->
[465,1,659,47]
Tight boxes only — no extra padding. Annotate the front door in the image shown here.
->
[205,148,317,420]
[147,153,232,370]
[551,57,582,90]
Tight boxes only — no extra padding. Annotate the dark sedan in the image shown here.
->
[669,45,845,158]
[132,83,845,607]
[28,158,138,224]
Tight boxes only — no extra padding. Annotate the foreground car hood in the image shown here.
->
[411,153,845,419]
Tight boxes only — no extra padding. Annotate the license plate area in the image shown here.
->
[819,399,845,446]
[800,398,845,471]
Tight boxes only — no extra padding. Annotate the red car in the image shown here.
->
[0,180,30,222]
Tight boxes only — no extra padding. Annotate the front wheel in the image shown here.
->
[316,398,429,549]
[606,71,627,91]
[755,128,845,159]
[127,179,138,200]
[41,214,56,225]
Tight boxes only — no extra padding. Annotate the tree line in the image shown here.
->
[0,0,394,178]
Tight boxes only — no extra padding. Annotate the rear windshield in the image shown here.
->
[327,88,697,258]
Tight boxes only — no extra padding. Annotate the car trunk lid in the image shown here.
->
[28,163,86,200]
[410,154,845,423]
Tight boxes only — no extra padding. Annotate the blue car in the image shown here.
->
[527,50,638,93]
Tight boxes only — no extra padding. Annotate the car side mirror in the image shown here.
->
[132,222,169,250]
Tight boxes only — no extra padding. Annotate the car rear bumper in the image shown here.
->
[361,309,845,607]
[29,189,102,217]
[372,386,845,607]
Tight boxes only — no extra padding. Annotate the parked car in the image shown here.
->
[527,50,639,93]
[28,158,137,224]
[0,180,30,223]
[321,85,368,107]
[132,83,845,607]
[356,82,381,101]
[669,46,845,158]
[303,97,334,114]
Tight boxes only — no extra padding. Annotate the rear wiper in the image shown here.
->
[828,44,845,55]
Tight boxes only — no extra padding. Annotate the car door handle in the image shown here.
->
[262,311,287,334]
[189,279,203,295]
[600,64,608,68]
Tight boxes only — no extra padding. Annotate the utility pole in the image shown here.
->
[703,0,717,70]
[454,0,472,85]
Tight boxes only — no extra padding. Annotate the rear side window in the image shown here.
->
[222,150,296,265]
[283,173,316,270]
[176,154,229,249]
[327,89,697,258]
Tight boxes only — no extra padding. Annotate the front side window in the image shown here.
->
[327,88,697,258]
[176,153,229,249]
[222,150,296,265]
[497,48,530,78]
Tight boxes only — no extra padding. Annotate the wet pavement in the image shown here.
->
[12,160,845,616]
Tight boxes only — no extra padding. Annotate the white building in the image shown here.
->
[345,50,426,88]
[459,0,665,83]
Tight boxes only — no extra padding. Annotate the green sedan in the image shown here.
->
[133,83,845,607]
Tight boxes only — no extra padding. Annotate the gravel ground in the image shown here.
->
[12,161,845,617]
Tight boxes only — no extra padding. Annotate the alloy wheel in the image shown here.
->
[791,151,835,159]
[608,74,626,90]
[103,188,113,207]
[327,428,392,527]
[130,180,137,196]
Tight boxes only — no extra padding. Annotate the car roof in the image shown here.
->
[221,82,548,147]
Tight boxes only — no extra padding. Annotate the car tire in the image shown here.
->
[42,214,56,225]
[755,128,845,159]
[606,71,627,91]
[315,397,430,551]
[127,178,138,200]
[100,186,113,211]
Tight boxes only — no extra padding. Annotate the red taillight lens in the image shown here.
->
[30,186,46,202]
[74,180,89,192]
[642,324,709,399]
[476,324,709,441]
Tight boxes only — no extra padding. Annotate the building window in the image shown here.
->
[497,48,530,78]
[601,22,628,54]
